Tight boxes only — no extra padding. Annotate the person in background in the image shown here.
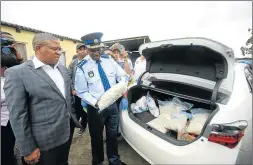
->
[109,43,135,139]
[104,48,115,60]
[1,31,24,165]
[4,33,81,165]
[72,54,78,60]
[75,32,128,165]
[68,43,88,135]
[110,43,133,75]
[133,54,146,83]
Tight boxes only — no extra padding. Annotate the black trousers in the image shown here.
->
[34,141,70,165]
[22,120,75,165]
[74,95,88,129]
[66,119,75,159]
[116,97,123,134]
[1,121,16,165]
[87,103,122,165]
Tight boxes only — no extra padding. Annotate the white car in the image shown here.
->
[119,37,252,164]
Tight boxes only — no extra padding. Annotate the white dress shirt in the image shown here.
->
[33,55,66,98]
[117,58,134,72]
[1,77,9,126]
[75,55,127,107]
[133,56,146,82]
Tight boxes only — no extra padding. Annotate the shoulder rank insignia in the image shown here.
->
[77,59,87,68]
[101,54,109,59]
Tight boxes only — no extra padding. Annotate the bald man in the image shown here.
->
[4,33,81,165]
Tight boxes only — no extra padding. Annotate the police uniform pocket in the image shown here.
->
[106,71,116,77]
[87,76,100,84]
[105,71,116,83]
[85,69,100,84]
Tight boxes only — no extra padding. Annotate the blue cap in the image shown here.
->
[81,32,105,49]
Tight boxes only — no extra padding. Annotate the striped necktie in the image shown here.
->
[96,60,111,91]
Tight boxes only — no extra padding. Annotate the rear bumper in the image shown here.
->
[120,111,241,164]
[235,148,252,165]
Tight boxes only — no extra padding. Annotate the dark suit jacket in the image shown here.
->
[68,58,79,90]
[3,60,81,156]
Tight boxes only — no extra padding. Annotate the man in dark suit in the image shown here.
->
[68,43,88,135]
[4,33,81,165]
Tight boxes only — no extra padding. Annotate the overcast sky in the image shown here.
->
[1,1,252,57]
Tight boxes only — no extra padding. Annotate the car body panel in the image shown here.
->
[120,110,241,164]
[139,37,235,94]
[120,38,252,164]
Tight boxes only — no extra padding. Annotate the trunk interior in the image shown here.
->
[127,84,219,145]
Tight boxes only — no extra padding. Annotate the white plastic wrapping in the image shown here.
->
[146,92,160,117]
[186,108,211,135]
[162,112,188,132]
[97,81,128,112]
[157,98,192,132]
[158,100,178,116]
[147,102,187,133]
[130,92,160,117]
[130,96,148,114]
[147,115,169,133]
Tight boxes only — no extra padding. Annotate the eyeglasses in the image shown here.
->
[45,45,62,52]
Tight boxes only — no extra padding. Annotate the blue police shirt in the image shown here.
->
[75,55,127,107]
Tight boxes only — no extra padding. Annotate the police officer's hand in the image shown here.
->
[121,50,128,59]
[120,97,128,111]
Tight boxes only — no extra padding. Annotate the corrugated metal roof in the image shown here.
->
[103,36,151,51]
[103,36,151,44]
[1,21,151,48]
[1,21,82,43]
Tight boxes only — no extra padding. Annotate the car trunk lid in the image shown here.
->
[138,37,235,104]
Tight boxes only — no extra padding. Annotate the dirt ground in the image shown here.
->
[15,128,149,165]
[69,128,149,165]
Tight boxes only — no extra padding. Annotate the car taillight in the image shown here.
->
[208,120,248,149]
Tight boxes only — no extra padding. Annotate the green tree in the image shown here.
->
[241,28,252,56]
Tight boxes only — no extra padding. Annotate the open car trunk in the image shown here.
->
[127,84,219,145]
[126,37,234,145]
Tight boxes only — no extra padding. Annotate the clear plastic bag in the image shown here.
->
[162,112,188,132]
[130,96,149,114]
[190,108,211,115]
[157,97,193,132]
[171,97,194,111]
[158,97,193,120]
[146,92,160,117]
[158,100,178,116]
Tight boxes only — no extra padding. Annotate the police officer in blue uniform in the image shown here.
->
[75,32,128,165]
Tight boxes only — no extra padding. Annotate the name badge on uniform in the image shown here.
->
[88,71,94,78]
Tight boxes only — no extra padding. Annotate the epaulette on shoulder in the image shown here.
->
[101,54,109,59]
[77,59,87,68]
